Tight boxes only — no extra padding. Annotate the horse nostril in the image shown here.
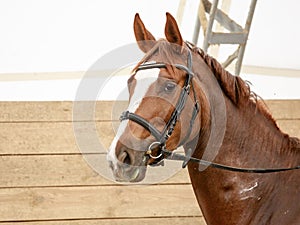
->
[124,152,131,165]
[119,150,132,166]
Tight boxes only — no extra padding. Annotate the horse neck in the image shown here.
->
[189,93,300,225]
[187,54,300,224]
[219,98,299,169]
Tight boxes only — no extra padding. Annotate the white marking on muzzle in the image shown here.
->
[107,68,160,168]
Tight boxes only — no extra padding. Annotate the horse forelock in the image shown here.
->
[132,40,187,73]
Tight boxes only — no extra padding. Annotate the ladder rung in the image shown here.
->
[209,32,248,45]
[202,0,243,33]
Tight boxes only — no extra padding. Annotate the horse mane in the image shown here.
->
[188,43,280,129]
[194,47,252,106]
[190,44,300,152]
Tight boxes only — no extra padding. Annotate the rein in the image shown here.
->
[162,148,300,173]
[120,47,300,174]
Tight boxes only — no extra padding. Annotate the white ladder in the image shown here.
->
[177,0,257,75]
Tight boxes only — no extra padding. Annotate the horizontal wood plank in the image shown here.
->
[0,121,114,155]
[0,100,299,122]
[0,101,73,122]
[0,185,201,222]
[0,155,190,188]
[266,100,300,119]
[0,154,109,187]
[0,101,128,122]
[0,217,206,225]
[0,120,299,155]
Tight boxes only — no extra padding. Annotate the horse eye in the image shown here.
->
[164,82,176,92]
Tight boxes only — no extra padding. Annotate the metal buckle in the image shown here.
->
[146,141,163,159]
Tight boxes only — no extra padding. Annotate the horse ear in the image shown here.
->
[134,13,156,53]
[165,12,183,46]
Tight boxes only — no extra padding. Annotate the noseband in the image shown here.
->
[120,49,199,166]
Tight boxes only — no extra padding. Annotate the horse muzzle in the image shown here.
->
[107,155,147,183]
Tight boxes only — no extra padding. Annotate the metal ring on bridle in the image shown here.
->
[147,141,163,159]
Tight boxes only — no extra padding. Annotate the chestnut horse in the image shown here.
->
[107,13,300,225]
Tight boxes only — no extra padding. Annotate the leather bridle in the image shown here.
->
[120,49,199,166]
[119,47,300,173]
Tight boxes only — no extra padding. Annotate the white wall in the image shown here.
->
[0,0,179,73]
[0,0,299,101]
[0,0,299,73]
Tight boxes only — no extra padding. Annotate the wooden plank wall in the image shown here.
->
[0,100,299,225]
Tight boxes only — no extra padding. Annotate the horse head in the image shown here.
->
[107,13,211,182]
